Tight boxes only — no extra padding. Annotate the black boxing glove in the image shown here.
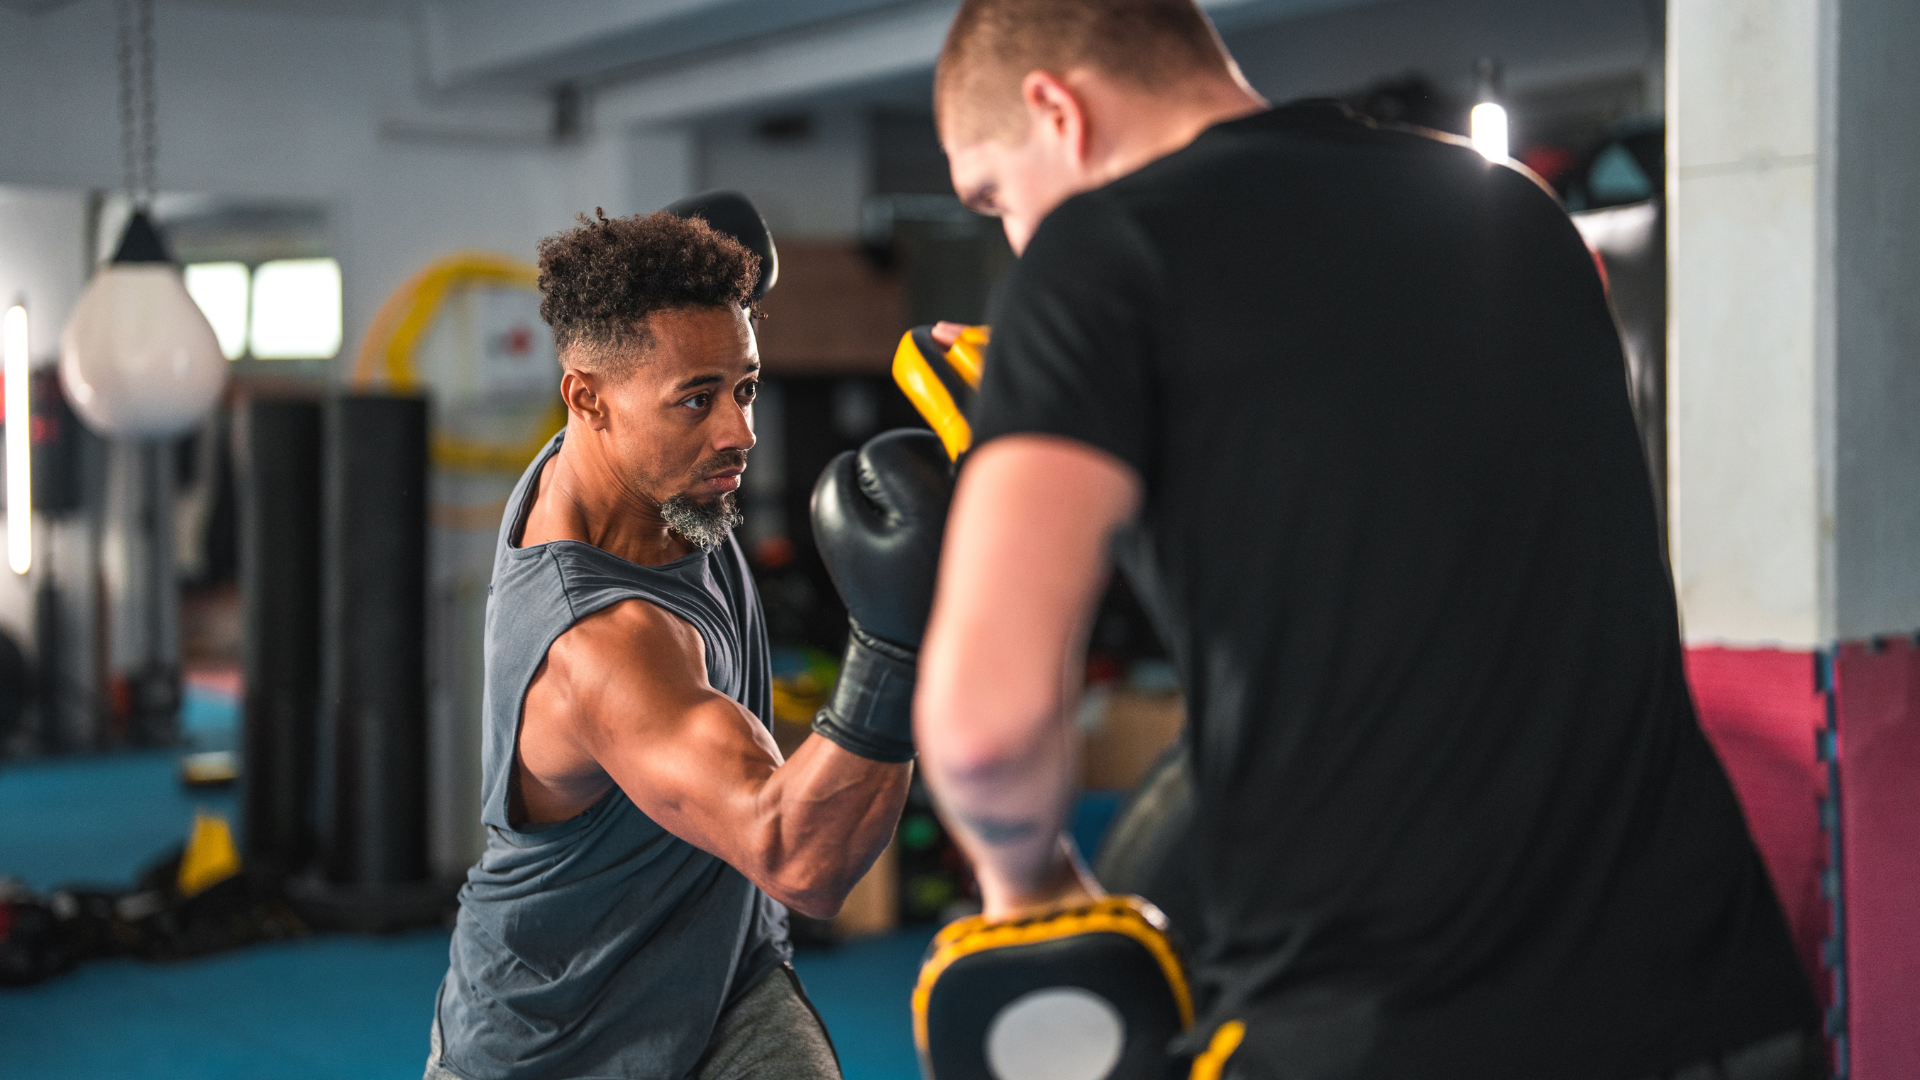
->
[663,190,778,301]
[809,429,953,762]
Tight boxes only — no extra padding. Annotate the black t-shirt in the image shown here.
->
[972,102,1815,1080]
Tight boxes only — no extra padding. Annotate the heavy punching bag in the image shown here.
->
[239,398,324,874]
[318,394,430,886]
[1095,745,1204,964]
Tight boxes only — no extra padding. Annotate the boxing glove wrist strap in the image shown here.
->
[812,621,918,763]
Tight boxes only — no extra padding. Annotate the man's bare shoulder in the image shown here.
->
[517,598,711,821]
[547,597,707,690]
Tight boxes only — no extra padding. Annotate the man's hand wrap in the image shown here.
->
[814,622,918,762]
[809,429,953,762]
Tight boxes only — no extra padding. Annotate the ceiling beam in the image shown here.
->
[424,0,1380,97]
[421,0,918,90]
[592,2,956,128]
[576,0,1379,129]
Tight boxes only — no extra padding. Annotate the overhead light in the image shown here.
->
[1470,57,1508,162]
[59,211,227,437]
[1470,102,1509,161]
[4,305,29,576]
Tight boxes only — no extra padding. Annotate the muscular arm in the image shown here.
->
[914,434,1142,916]
[521,600,910,919]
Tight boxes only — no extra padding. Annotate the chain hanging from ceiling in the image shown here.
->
[115,0,158,208]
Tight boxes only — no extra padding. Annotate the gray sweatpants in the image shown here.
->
[424,965,841,1080]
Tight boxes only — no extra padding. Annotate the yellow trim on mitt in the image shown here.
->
[1188,1020,1246,1080]
[943,324,989,388]
[892,331,974,461]
[911,894,1192,1054]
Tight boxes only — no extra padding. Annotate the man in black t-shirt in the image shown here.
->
[912,2,1820,1078]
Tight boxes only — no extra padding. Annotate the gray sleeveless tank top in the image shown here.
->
[435,431,789,1080]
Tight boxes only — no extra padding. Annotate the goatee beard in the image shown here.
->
[660,491,743,551]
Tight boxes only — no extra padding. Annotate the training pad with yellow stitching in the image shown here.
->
[892,324,988,462]
[913,895,1191,1080]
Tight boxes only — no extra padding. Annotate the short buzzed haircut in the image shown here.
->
[537,208,759,379]
[936,0,1234,144]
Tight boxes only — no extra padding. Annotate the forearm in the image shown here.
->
[597,687,908,919]
[749,735,911,917]
[919,697,1082,912]
[914,437,1139,916]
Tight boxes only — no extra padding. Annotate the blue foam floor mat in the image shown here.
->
[0,929,455,1080]
[0,750,236,892]
[0,926,932,1080]
[0,748,933,1080]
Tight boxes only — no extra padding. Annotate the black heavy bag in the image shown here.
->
[1094,744,1203,950]
[318,394,429,886]
[239,397,324,873]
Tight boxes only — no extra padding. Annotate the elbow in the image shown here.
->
[764,863,853,921]
[745,774,900,921]
[914,678,1057,788]
[783,893,843,922]
[755,814,862,919]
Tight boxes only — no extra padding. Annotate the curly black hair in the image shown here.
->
[537,207,760,375]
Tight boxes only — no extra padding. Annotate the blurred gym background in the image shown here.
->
[1,1,1915,1078]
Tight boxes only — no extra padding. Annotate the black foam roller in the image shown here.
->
[240,398,324,872]
[319,395,430,886]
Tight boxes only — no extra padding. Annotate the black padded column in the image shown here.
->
[319,394,429,886]
[239,397,324,873]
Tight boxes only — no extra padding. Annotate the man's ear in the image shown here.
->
[561,368,611,430]
[1020,70,1089,165]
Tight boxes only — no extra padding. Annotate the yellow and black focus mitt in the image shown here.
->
[892,324,988,462]
[913,895,1192,1080]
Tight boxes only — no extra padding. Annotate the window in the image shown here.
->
[250,258,342,360]
[183,262,250,360]
[185,256,341,360]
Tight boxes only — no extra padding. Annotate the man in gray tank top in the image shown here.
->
[428,207,951,1080]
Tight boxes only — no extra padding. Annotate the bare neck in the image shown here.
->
[520,426,693,567]
[1084,75,1268,185]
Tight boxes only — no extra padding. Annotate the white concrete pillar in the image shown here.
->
[1670,4,1920,1074]
[1670,0,1920,647]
